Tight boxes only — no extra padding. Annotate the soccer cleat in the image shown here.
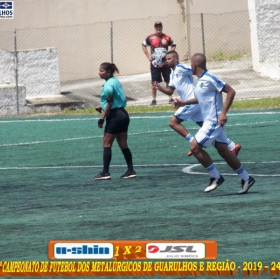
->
[231,144,241,156]
[121,170,137,179]
[204,175,225,193]
[187,151,193,156]
[94,172,111,180]
[168,98,174,104]
[150,100,157,105]
[238,176,255,194]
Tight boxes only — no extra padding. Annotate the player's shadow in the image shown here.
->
[212,191,260,197]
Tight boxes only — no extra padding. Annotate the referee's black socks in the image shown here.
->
[103,147,112,174]
[121,147,134,172]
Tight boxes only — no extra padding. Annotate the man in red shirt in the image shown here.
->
[142,21,176,105]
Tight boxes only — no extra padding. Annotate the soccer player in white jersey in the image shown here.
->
[153,51,241,157]
[175,53,255,194]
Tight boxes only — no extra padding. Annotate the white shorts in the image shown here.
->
[195,121,228,148]
[174,104,203,124]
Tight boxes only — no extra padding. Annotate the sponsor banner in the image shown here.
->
[146,243,205,259]
[48,240,217,260]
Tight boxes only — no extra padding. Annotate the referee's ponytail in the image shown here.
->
[100,62,119,75]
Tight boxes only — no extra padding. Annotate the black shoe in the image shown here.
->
[204,175,225,193]
[238,176,255,194]
[94,172,111,180]
[150,100,157,105]
[121,170,136,179]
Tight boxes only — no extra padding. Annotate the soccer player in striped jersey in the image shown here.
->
[175,53,255,194]
[153,51,241,157]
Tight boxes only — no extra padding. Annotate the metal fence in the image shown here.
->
[0,10,279,114]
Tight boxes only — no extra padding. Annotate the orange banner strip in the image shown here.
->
[48,240,217,260]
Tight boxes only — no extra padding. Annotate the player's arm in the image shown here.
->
[219,84,236,126]
[173,97,198,108]
[169,38,176,51]
[98,100,113,128]
[142,42,152,61]
[153,81,174,96]
[98,88,113,128]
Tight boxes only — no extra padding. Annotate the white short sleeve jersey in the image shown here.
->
[194,70,226,124]
[168,63,195,101]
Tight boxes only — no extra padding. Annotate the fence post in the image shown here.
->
[201,13,205,54]
[110,21,113,63]
[14,29,19,115]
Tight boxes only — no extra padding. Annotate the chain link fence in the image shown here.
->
[0,11,280,115]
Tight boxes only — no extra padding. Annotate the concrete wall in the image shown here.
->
[0,0,250,82]
[0,49,15,84]
[0,48,60,97]
[0,47,61,115]
[18,48,61,96]
[248,0,280,79]
[0,0,248,32]
[186,0,248,14]
[0,0,181,31]
[0,84,34,116]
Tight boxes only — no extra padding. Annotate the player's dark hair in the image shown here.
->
[166,50,179,59]
[100,62,119,75]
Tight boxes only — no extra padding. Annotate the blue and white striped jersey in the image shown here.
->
[194,70,226,124]
[168,63,195,101]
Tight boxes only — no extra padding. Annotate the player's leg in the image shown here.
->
[216,131,255,194]
[185,106,204,156]
[94,110,118,180]
[115,108,136,179]
[191,124,225,192]
[94,132,115,180]
[162,66,173,103]
[170,106,196,157]
[169,116,190,138]
[150,67,162,105]
[227,138,242,156]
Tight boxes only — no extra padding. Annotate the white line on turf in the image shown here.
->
[0,118,278,147]
[0,110,279,123]
[182,162,280,177]
[0,162,280,177]
[0,163,187,170]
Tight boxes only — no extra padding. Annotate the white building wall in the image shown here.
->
[0,0,248,32]
[249,0,280,79]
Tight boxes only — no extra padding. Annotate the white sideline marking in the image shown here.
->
[0,162,279,178]
[182,161,280,177]
[0,110,279,123]
[0,118,278,147]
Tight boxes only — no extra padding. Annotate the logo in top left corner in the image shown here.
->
[0,1,14,19]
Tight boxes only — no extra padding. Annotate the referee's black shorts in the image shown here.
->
[105,107,130,134]
[151,65,171,84]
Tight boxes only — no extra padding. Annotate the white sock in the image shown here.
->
[206,163,220,179]
[235,166,249,181]
[185,133,194,143]
[227,138,236,151]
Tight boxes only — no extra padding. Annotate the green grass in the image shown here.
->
[208,50,226,61]
[59,97,280,116]
[231,97,280,110]
[208,50,250,61]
